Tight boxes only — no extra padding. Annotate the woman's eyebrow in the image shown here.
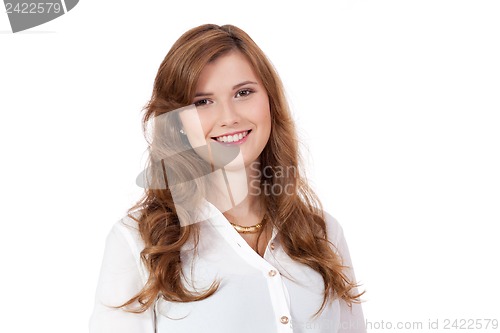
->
[194,81,258,97]
[194,91,213,97]
[232,80,258,89]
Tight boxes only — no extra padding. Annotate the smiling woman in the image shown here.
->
[89,24,366,333]
[183,50,271,168]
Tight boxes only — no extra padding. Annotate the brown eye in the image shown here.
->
[235,89,253,98]
[194,99,211,107]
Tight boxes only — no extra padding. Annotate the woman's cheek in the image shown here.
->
[198,112,216,140]
[180,105,209,148]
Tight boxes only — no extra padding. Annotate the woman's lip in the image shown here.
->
[211,129,251,139]
[211,130,251,145]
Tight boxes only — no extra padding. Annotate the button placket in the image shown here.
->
[206,203,292,331]
[263,265,292,332]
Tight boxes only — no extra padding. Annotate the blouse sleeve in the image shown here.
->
[89,219,155,333]
[324,212,366,333]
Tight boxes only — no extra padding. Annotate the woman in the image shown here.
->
[90,24,365,333]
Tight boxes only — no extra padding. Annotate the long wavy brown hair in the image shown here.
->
[121,23,363,318]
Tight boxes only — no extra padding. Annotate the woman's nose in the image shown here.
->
[217,102,240,126]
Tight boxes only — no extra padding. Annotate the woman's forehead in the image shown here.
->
[195,51,261,92]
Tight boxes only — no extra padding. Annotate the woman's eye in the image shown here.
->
[194,99,211,107]
[236,89,253,98]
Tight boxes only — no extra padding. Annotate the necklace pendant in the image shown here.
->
[230,222,263,234]
[229,214,267,234]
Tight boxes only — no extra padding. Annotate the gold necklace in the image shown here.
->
[229,214,267,234]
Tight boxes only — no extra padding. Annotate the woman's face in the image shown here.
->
[179,50,271,170]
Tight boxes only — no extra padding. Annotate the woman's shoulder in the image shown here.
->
[101,212,150,283]
[320,210,357,269]
[113,211,141,232]
[322,210,345,246]
[109,211,139,232]
[106,212,145,259]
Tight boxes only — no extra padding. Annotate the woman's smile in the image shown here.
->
[212,129,252,144]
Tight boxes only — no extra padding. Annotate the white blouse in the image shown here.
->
[89,201,366,333]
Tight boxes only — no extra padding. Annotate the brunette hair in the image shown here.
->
[121,24,363,318]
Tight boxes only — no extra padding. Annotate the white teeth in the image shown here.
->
[215,131,249,143]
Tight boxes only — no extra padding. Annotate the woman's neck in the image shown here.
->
[207,161,264,227]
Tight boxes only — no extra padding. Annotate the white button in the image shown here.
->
[270,243,275,250]
[268,270,277,277]
[280,316,289,324]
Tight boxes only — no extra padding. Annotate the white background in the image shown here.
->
[1,1,499,332]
